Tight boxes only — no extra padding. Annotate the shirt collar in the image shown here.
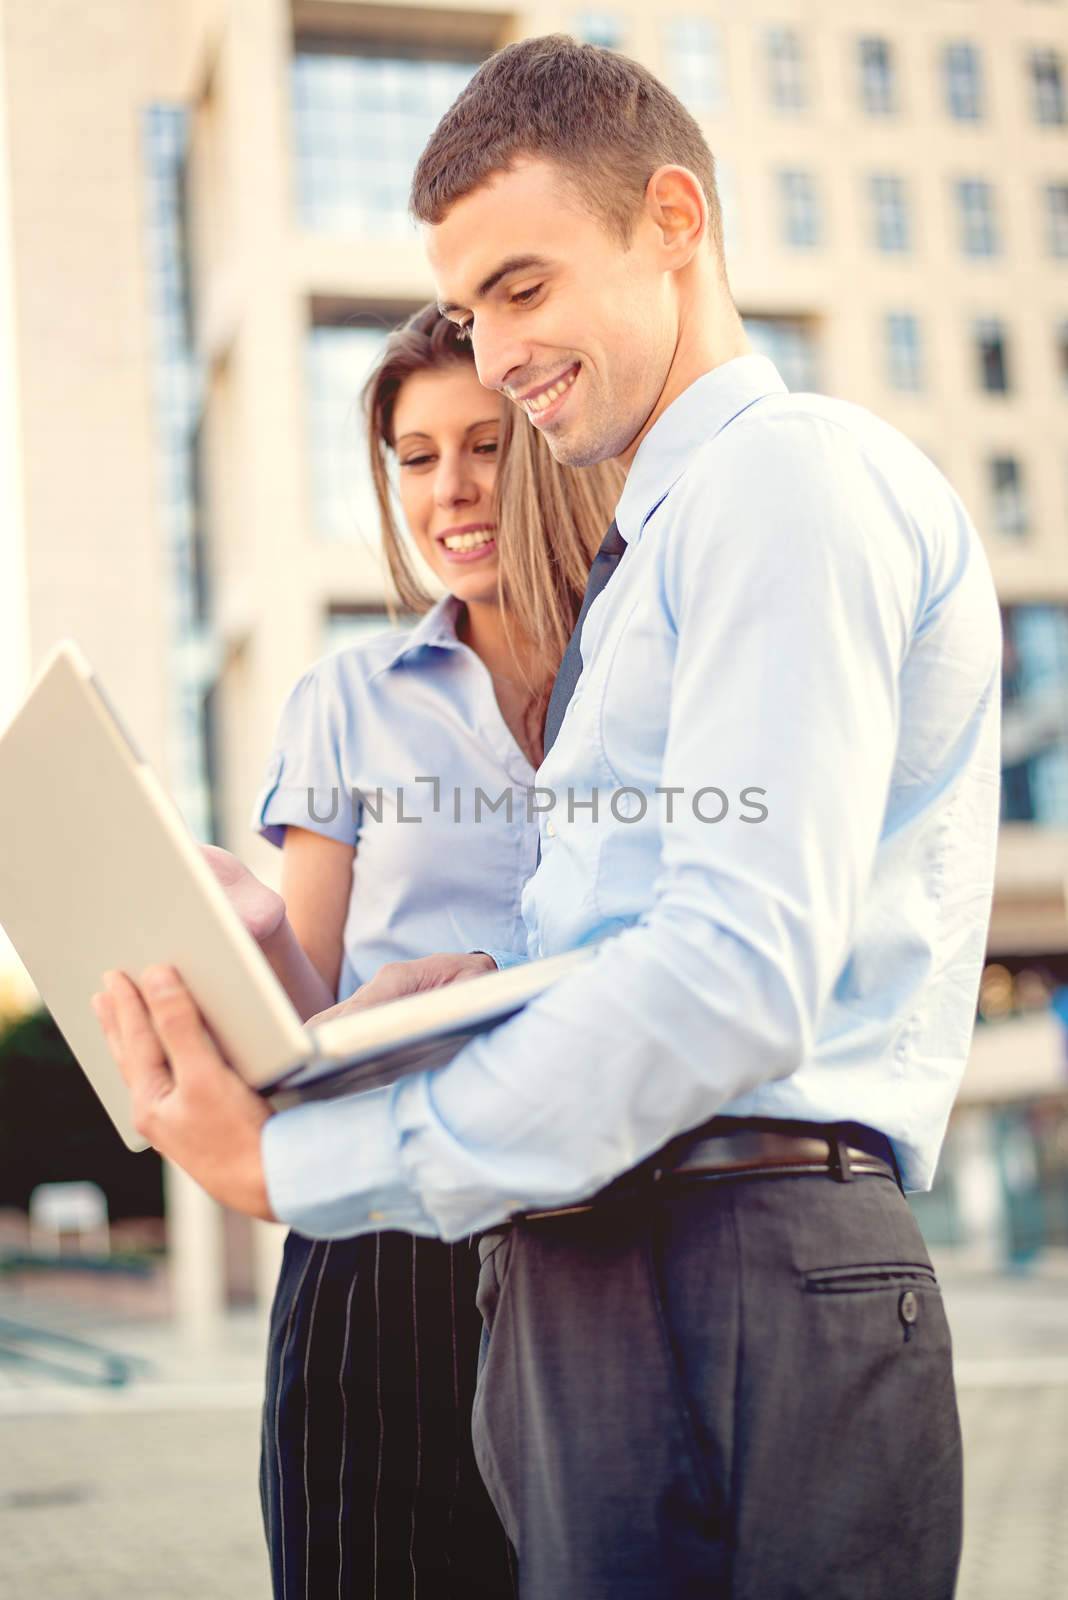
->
[370,592,466,677]
[614,354,788,545]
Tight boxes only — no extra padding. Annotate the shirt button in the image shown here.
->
[546,820,556,838]
[898,1290,919,1326]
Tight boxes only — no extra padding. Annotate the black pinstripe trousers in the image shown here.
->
[260,1229,516,1600]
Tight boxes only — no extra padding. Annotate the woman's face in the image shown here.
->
[391,364,503,606]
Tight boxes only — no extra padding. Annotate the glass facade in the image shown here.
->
[869,173,911,253]
[955,178,1000,258]
[858,37,897,116]
[1045,184,1068,259]
[142,106,216,842]
[743,316,819,391]
[571,11,624,49]
[305,319,406,542]
[766,28,806,113]
[323,605,417,655]
[778,170,823,248]
[1030,48,1066,127]
[1001,606,1068,825]
[975,317,1010,393]
[885,312,924,392]
[292,49,479,235]
[943,41,983,122]
[716,158,741,256]
[662,17,726,116]
[989,454,1030,538]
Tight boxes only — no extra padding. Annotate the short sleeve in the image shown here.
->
[250,664,362,849]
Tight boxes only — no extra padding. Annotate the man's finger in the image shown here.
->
[91,990,118,1050]
[138,965,230,1085]
[101,969,174,1112]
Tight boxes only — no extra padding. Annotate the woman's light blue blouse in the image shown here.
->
[249,595,538,1003]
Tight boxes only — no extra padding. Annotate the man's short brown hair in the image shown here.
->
[410,34,724,258]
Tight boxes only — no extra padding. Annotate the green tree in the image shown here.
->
[0,1009,162,1219]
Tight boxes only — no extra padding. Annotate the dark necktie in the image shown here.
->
[543,519,627,757]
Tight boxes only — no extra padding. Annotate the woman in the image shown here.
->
[211,304,621,1598]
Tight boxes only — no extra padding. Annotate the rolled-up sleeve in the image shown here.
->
[250,664,361,849]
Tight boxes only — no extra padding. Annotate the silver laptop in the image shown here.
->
[0,642,597,1150]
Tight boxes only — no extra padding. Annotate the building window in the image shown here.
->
[743,316,820,391]
[1001,606,1068,825]
[778,170,823,249]
[306,315,407,541]
[975,318,1011,393]
[571,12,624,49]
[955,179,1000,258]
[885,313,924,392]
[143,106,217,845]
[292,48,480,236]
[662,18,726,116]
[989,455,1030,538]
[324,605,417,655]
[1030,48,1066,126]
[715,158,741,255]
[943,42,984,122]
[869,174,911,253]
[858,37,897,116]
[767,28,806,113]
[1045,184,1068,258]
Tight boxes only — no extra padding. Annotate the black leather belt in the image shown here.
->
[516,1116,903,1223]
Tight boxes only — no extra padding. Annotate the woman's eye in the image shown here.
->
[475,441,499,456]
[400,455,433,469]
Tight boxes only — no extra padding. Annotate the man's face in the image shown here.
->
[427,159,676,467]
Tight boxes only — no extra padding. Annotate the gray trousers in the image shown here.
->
[473,1168,962,1599]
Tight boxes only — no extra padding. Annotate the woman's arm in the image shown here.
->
[261,825,355,1021]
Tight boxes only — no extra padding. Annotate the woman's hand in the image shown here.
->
[309,952,497,1026]
[200,844,287,946]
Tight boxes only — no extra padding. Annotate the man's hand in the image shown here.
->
[92,967,277,1221]
[309,951,496,1027]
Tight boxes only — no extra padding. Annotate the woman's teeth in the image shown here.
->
[525,367,578,414]
[443,530,495,551]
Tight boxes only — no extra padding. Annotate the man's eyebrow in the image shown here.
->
[438,254,553,317]
[395,419,501,445]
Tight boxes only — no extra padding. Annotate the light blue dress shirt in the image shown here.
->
[250,599,538,999]
[262,353,1003,1241]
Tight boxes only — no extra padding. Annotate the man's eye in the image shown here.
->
[511,285,542,306]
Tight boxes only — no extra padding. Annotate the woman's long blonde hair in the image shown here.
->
[362,304,623,758]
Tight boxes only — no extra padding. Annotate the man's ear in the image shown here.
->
[644,165,708,266]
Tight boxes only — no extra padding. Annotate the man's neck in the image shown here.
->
[617,286,750,472]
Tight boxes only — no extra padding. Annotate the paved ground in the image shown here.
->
[1,1250,1065,1599]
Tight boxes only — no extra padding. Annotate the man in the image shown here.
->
[96,35,1001,1598]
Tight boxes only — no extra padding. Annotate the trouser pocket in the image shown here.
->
[802,1260,939,1293]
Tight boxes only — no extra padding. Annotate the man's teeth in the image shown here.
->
[524,368,578,414]
[443,530,495,551]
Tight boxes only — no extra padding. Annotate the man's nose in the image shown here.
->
[472,318,529,398]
